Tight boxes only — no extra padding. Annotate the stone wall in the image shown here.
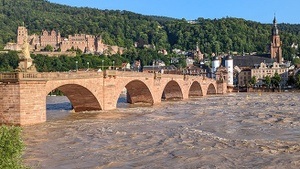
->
[0,83,21,125]
[32,51,76,57]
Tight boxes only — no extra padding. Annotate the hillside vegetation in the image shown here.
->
[1,0,300,61]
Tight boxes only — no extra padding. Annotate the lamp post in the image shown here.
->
[87,62,89,70]
[75,61,78,71]
[112,61,115,70]
[102,60,104,71]
[153,60,155,73]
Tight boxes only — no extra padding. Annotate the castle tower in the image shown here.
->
[57,30,61,46]
[270,16,282,64]
[225,55,234,86]
[17,26,28,45]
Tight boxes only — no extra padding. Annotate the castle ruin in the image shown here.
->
[5,26,124,55]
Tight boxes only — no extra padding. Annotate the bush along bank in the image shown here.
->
[0,125,27,169]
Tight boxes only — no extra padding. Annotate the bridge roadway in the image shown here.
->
[0,70,227,125]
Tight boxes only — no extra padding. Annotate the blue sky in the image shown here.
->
[48,0,299,24]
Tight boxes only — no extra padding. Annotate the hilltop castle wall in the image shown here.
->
[5,26,123,55]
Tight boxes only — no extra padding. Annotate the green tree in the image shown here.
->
[264,75,271,87]
[296,74,300,89]
[293,58,300,65]
[76,48,83,55]
[249,76,257,86]
[44,45,54,52]
[271,72,281,88]
[0,51,19,72]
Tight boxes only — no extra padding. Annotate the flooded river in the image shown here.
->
[22,93,300,169]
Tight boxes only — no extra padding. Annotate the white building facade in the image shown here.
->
[212,56,220,79]
[225,56,234,87]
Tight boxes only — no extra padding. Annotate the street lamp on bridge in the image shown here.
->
[153,60,155,73]
[112,61,115,70]
[87,62,89,71]
[75,61,78,71]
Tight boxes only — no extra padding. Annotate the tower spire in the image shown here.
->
[273,13,277,25]
[270,16,282,64]
[272,14,279,36]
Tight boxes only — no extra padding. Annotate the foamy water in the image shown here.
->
[22,93,300,168]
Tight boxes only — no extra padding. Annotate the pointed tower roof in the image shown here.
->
[272,15,279,35]
[273,15,277,25]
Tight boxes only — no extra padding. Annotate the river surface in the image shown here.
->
[22,93,300,169]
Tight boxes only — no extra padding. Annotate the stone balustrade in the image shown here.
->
[0,71,214,84]
[0,71,105,82]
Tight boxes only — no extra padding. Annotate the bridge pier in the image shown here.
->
[0,81,47,125]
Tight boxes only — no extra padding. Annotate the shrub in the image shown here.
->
[0,125,26,169]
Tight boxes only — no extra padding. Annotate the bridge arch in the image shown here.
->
[161,80,183,100]
[207,83,217,95]
[188,81,203,97]
[115,79,154,106]
[46,83,102,112]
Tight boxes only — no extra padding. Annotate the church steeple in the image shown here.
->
[270,16,282,64]
[273,15,277,25]
[272,15,279,36]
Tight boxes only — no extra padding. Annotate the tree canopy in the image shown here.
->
[271,72,282,87]
[1,0,300,60]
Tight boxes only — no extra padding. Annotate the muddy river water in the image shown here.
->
[22,92,300,169]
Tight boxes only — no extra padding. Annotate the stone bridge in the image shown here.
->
[0,71,227,125]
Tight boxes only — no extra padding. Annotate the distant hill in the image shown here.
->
[1,0,300,61]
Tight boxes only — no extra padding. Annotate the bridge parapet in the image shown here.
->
[104,70,117,78]
[0,71,104,82]
[0,73,19,82]
[108,71,158,79]
[154,72,162,79]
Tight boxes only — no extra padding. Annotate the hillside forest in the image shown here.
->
[1,0,300,71]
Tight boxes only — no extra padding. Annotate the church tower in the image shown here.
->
[270,16,282,64]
